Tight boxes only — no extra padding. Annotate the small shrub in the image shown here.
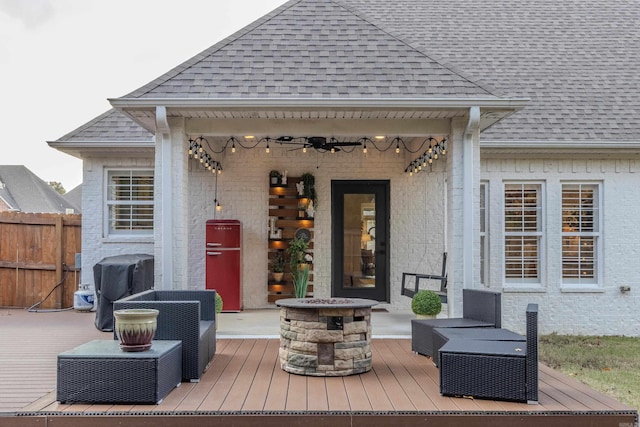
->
[411,290,442,316]
[216,293,223,314]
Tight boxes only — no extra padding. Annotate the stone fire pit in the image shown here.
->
[275,298,378,376]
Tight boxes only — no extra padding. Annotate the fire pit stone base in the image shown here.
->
[276,299,377,376]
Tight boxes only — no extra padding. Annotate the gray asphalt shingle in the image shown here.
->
[125,0,496,99]
[56,0,640,144]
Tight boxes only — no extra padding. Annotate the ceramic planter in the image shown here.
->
[113,308,159,352]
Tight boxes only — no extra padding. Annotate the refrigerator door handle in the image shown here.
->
[207,243,222,247]
[207,251,223,256]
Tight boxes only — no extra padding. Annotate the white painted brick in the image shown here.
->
[482,156,640,336]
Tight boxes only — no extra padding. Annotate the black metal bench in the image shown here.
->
[401,252,447,303]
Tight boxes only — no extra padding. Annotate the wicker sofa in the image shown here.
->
[439,303,539,403]
[113,290,217,381]
[411,289,502,358]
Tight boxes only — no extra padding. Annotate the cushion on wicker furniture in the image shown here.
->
[114,290,217,381]
[432,327,525,367]
[411,289,502,357]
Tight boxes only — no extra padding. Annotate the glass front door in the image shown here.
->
[331,180,389,301]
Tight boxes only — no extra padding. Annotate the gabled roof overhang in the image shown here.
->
[109,97,529,138]
[47,140,155,159]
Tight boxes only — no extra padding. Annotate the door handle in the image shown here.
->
[207,243,222,247]
[207,252,222,256]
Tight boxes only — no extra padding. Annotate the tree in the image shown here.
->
[48,181,66,195]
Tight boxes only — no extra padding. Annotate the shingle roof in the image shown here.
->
[342,0,640,141]
[124,0,497,99]
[0,166,80,213]
[55,109,153,143]
[56,0,640,145]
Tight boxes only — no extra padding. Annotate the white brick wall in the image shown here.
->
[80,157,155,286]
[186,145,448,310]
[81,138,639,336]
[481,156,640,336]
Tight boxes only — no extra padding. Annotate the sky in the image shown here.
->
[0,0,287,192]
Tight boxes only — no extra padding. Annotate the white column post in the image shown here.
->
[446,106,481,316]
[156,106,173,290]
[463,107,481,289]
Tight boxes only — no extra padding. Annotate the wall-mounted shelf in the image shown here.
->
[268,177,314,303]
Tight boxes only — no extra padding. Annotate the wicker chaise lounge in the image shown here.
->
[411,289,501,358]
[113,290,217,381]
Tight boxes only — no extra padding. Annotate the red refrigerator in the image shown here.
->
[205,220,242,311]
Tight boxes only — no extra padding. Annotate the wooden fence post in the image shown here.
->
[55,215,64,309]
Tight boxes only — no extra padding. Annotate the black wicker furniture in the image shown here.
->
[439,303,539,403]
[113,289,217,381]
[57,339,182,404]
[411,289,502,357]
[432,327,525,367]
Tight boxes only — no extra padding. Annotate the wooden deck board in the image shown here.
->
[243,339,281,411]
[0,309,636,427]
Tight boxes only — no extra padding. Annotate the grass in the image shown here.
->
[539,334,640,411]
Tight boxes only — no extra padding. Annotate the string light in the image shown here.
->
[404,137,447,176]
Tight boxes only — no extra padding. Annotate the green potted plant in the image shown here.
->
[216,292,223,314]
[269,170,282,185]
[301,172,317,208]
[271,251,286,282]
[411,290,442,319]
[215,292,223,330]
[287,236,310,298]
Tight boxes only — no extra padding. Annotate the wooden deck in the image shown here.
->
[0,308,636,427]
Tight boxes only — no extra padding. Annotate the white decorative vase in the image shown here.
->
[114,308,159,352]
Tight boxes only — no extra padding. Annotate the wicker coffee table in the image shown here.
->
[57,339,182,404]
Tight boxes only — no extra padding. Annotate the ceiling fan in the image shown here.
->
[275,136,362,152]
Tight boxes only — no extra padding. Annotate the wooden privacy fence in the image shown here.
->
[0,212,81,309]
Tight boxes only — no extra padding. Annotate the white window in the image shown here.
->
[106,170,154,236]
[504,183,543,284]
[561,183,600,285]
[480,182,488,285]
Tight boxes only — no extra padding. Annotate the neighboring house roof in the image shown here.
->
[0,166,79,214]
[52,0,640,146]
[63,185,82,213]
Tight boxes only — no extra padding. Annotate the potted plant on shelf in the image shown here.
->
[270,251,286,282]
[300,172,317,208]
[287,236,310,298]
[411,290,442,319]
[269,170,282,185]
